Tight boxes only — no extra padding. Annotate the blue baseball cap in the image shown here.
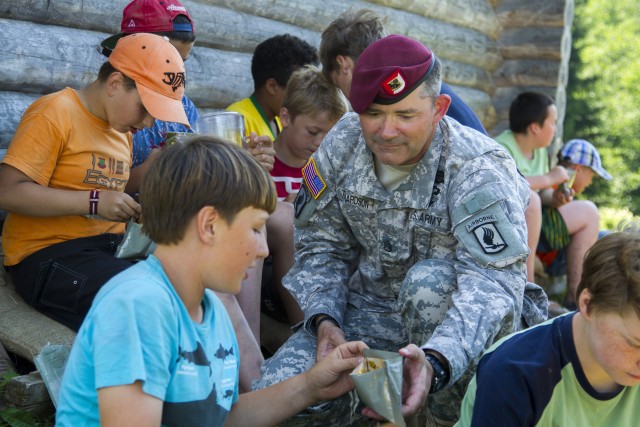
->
[560,139,612,180]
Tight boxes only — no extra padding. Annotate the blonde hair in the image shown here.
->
[283,65,348,123]
[141,136,276,244]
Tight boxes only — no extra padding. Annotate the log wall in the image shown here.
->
[492,0,574,156]
[0,0,573,158]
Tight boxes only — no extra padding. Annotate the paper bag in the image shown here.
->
[350,348,405,427]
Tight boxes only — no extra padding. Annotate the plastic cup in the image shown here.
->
[195,112,246,147]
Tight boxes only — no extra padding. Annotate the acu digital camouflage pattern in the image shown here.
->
[255,113,548,426]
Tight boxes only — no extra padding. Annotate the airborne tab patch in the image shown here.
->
[302,158,327,199]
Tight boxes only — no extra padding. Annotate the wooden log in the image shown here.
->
[493,59,561,87]
[499,27,565,60]
[0,19,102,94]
[3,372,55,418]
[441,61,494,94]
[449,85,498,130]
[403,20,501,71]
[492,86,557,121]
[496,0,568,28]
[0,0,320,54]
[0,19,251,108]
[172,1,321,52]
[0,17,494,106]
[184,48,253,109]
[205,0,502,70]
[363,0,501,39]
[5,372,50,406]
[0,92,37,149]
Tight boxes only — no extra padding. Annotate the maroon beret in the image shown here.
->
[349,35,436,114]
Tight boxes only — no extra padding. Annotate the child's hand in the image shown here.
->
[547,166,570,187]
[551,187,573,207]
[245,132,276,171]
[306,341,367,402]
[98,190,141,222]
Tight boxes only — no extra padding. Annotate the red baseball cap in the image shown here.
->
[109,33,189,126]
[348,35,437,114]
[101,0,195,51]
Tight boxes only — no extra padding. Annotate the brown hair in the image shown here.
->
[141,136,277,244]
[283,65,348,123]
[319,9,387,82]
[97,61,136,90]
[577,225,640,317]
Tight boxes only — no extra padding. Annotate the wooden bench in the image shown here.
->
[0,239,76,416]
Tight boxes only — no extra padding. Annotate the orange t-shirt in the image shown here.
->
[2,88,132,266]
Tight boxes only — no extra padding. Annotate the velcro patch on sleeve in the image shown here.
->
[302,158,327,199]
[453,195,528,268]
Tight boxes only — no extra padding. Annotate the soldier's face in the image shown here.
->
[359,88,450,166]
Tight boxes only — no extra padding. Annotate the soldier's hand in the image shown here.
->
[361,344,428,420]
[316,321,346,363]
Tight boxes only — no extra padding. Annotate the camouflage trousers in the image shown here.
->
[253,259,466,427]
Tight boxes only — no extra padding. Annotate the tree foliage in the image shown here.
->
[564,0,640,213]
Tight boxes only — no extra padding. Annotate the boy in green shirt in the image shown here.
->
[495,92,608,309]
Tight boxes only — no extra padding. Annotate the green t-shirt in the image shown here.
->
[494,130,549,177]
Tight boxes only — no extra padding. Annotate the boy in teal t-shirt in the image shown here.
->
[56,136,371,426]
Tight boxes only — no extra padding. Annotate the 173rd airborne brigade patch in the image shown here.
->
[454,190,528,268]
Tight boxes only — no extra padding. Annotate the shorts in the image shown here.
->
[6,234,134,331]
[536,207,570,276]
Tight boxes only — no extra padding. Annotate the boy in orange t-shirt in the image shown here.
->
[0,33,189,330]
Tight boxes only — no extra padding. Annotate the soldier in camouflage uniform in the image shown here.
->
[254,35,547,426]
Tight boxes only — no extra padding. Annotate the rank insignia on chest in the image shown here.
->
[302,158,327,199]
[471,223,508,254]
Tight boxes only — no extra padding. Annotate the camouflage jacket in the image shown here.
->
[288,113,530,383]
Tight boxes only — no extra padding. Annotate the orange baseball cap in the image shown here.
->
[108,32,189,127]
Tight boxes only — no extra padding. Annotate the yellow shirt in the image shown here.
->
[226,96,282,142]
[2,88,131,265]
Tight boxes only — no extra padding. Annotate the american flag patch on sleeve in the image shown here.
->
[302,158,327,199]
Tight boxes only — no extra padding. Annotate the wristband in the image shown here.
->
[315,316,340,331]
[89,190,100,215]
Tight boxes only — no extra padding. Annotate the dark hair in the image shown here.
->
[508,92,555,134]
[577,226,640,317]
[156,14,197,44]
[251,34,319,91]
[141,136,277,244]
[97,61,136,90]
[319,9,387,82]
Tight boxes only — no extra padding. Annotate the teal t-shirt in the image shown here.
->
[494,130,549,177]
[56,255,240,426]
